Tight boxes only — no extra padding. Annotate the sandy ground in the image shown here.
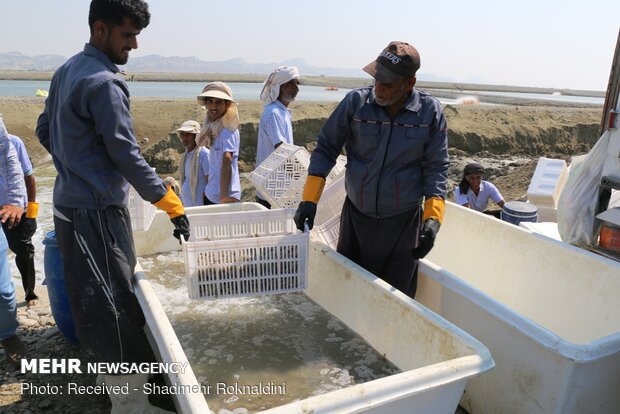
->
[0,95,601,202]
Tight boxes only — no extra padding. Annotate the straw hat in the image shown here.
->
[197,82,235,106]
[174,120,201,134]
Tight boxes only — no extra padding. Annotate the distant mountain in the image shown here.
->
[0,51,461,84]
[0,51,66,71]
[0,51,367,77]
[123,55,367,78]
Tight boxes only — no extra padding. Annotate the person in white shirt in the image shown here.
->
[455,162,505,216]
[255,66,300,208]
[175,120,209,207]
[197,82,241,204]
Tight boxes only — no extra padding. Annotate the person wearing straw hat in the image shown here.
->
[255,66,300,208]
[197,82,241,204]
[175,120,210,207]
[294,41,448,298]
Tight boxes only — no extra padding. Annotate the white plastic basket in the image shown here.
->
[249,144,310,209]
[315,173,346,226]
[183,208,309,299]
[184,234,308,299]
[312,213,341,250]
[128,186,157,232]
[187,208,297,242]
[326,154,347,186]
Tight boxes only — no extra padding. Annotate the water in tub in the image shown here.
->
[31,164,401,413]
[140,252,401,412]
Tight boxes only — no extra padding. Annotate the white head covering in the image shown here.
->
[260,66,300,105]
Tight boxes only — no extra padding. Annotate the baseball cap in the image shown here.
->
[363,41,421,83]
[174,120,201,134]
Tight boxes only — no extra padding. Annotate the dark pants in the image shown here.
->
[203,195,216,205]
[337,198,422,298]
[255,196,271,209]
[484,209,502,219]
[3,217,37,301]
[53,206,154,364]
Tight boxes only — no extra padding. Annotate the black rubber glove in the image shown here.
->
[294,201,317,231]
[412,219,441,259]
[21,217,37,239]
[171,214,190,243]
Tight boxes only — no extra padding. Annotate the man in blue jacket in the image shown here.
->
[36,1,185,412]
[0,116,27,367]
[295,41,449,298]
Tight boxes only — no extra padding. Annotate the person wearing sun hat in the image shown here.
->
[174,120,210,207]
[294,41,449,298]
[197,82,241,204]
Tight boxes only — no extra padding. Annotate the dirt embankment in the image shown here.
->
[0,96,602,202]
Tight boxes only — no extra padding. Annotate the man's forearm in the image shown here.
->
[25,174,36,202]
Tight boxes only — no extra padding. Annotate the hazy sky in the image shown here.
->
[1,0,619,91]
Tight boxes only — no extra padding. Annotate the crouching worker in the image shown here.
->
[294,41,449,298]
[455,162,505,217]
[35,1,187,412]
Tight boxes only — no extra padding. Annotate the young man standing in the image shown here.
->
[36,1,186,412]
[255,66,301,208]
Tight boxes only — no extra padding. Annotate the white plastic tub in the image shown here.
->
[416,202,620,414]
[133,203,494,414]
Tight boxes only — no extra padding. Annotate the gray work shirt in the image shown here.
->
[308,87,449,218]
[36,44,165,210]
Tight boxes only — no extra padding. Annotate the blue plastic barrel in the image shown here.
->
[43,231,79,345]
[501,201,538,226]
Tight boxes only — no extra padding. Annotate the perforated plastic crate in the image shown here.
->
[312,213,341,250]
[182,208,309,299]
[325,154,347,186]
[184,234,308,299]
[249,144,311,208]
[315,173,346,227]
[128,186,157,231]
[188,208,297,241]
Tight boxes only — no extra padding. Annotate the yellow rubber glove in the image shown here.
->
[423,196,445,223]
[25,202,39,219]
[153,186,185,219]
[302,175,326,203]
